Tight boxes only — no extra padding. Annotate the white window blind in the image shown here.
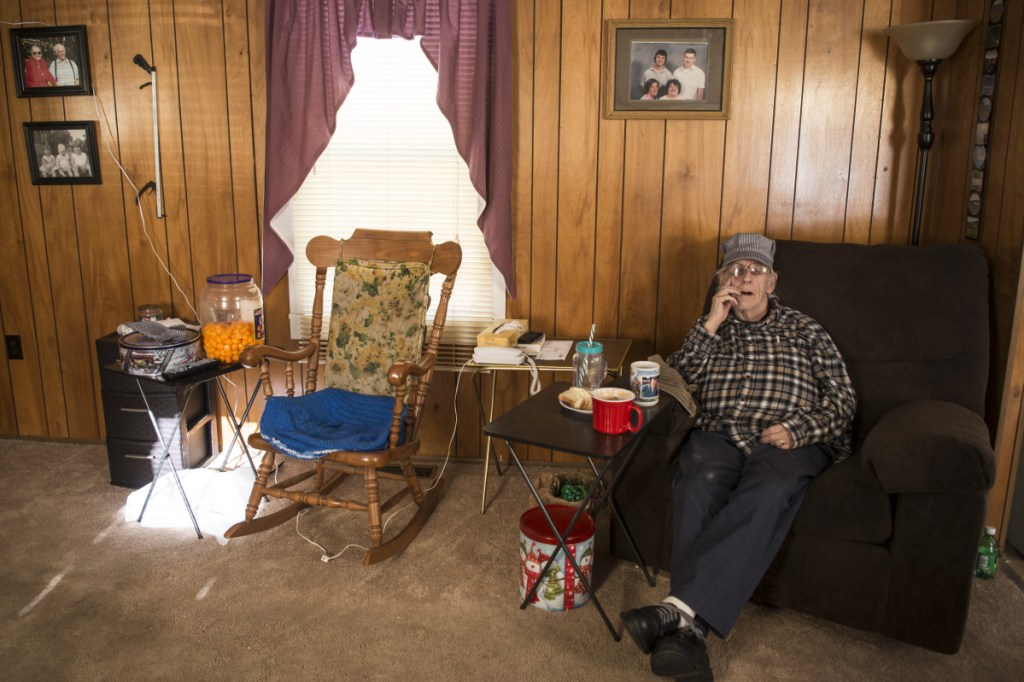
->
[287,37,500,349]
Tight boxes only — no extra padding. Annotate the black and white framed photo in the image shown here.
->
[603,19,733,120]
[24,121,101,185]
[9,25,92,97]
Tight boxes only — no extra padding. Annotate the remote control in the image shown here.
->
[162,357,220,380]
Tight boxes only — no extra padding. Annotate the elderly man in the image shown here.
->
[620,233,856,681]
[48,44,81,86]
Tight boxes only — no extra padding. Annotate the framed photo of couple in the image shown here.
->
[9,25,93,98]
[603,19,733,120]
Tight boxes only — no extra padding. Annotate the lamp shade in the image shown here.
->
[886,19,979,61]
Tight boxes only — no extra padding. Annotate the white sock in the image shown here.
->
[662,595,696,627]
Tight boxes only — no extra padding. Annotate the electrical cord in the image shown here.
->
[297,358,473,562]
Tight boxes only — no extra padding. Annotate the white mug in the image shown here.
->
[630,361,660,406]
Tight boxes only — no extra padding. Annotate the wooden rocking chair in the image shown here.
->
[225,229,461,564]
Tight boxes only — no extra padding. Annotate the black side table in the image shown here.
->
[483,380,672,640]
[104,361,261,538]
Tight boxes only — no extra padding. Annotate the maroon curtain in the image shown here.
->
[263,0,515,297]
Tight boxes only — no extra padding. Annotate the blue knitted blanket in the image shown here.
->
[259,388,404,459]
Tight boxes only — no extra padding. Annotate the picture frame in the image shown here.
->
[24,121,102,185]
[9,25,93,97]
[603,19,733,120]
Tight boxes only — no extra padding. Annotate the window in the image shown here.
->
[287,37,502,350]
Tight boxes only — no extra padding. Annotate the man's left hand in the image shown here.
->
[761,424,794,450]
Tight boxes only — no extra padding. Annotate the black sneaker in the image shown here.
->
[649,627,713,680]
[619,603,684,654]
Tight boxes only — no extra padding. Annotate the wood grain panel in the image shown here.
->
[924,0,986,245]
[619,118,665,360]
[529,0,560,339]
[616,1,671,361]
[152,0,199,320]
[57,0,132,438]
[986,0,1024,481]
[791,0,863,242]
[869,0,931,245]
[176,3,237,286]
[9,3,69,436]
[510,0,534,323]
[222,0,264,421]
[105,0,172,316]
[593,0,629,343]
[845,0,892,244]
[719,0,780,235]
[652,0,730,356]
[0,2,47,434]
[555,0,601,340]
[527,0,561,462]
[766,0,809,239]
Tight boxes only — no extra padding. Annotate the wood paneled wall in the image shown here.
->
[0,0,266,440]
[2,0,1023,526]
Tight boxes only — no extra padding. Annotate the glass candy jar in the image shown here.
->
[200,274,265,363]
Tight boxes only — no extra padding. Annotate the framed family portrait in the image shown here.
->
[24,121,101,185]
[9,25,93,97]
[603,19,733,120]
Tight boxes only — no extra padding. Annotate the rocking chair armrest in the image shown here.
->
[387,352,438,388]
[239,342,317,368]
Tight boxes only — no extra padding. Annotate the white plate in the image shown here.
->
[559,398,592,414]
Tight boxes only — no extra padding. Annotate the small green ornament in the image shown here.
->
[559,479,586,502]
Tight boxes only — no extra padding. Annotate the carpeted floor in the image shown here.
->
[1,437,1022,681]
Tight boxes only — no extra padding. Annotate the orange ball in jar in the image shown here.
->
[199,273,266,363]
[202,320,262,363]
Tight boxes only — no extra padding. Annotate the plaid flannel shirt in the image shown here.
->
[667,297,856,461]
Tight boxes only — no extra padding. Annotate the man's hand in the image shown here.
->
[704,285,739,334]
[761,424,794,450]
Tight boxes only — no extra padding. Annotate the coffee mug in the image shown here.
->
[591,387,644,434]
[630,360,661,406]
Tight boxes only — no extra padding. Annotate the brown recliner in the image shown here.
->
[611,239,995,654]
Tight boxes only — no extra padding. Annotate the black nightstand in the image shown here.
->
[95,333,214,487]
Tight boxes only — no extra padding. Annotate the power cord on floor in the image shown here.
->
[296,358,473,562]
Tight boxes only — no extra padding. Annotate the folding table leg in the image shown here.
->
[213,375,261,474]
[506,441,620,641]
[134,379,203,539]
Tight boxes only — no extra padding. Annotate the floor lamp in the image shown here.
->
[886,19,978,245]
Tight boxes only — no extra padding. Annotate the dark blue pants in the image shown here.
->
[669,430,831,637]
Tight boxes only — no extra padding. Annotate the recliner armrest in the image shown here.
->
[860,400,994,494]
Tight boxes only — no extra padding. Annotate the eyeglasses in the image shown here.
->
[717,263,771,280]
[30,50,41,55]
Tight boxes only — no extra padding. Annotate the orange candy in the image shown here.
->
[201,320,263,363]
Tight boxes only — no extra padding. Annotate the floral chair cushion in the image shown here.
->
[324,257,430,396]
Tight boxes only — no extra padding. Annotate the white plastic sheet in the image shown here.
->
[123,464,256,544]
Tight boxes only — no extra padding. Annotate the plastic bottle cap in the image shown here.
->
[984,526,996,534]
[207,273,253,285]
[575,341,603,355]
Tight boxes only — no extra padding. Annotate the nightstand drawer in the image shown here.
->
[101,390,207,445]
[106,430,211,488]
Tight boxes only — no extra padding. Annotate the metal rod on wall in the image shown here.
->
[133,54,164,218]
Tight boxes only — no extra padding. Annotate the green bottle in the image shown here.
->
[973,526,998,579]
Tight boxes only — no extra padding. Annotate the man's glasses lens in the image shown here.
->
[720,264,770,279]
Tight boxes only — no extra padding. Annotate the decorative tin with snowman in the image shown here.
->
[518,505,595,611]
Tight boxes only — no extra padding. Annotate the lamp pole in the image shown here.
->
[885,19,978,246]
[910,59,941,246]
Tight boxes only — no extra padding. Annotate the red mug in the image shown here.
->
[591,387,644,434]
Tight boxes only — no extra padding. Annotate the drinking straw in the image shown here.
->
[588,323,595,344]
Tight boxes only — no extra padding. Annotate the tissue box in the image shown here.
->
[477,319,528,347]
